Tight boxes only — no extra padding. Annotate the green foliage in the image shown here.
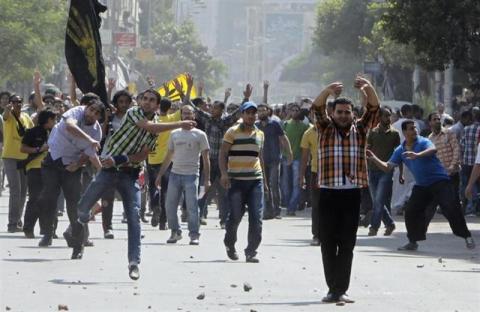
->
[137,20,226,93]
[382,0,480,89]
[0,0,67,85]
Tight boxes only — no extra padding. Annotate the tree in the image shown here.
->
[136,19,226,93]
[0,0,67,86]
[382,0,480,92]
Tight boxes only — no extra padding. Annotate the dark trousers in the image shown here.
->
[263,161,281,218]
[318,188,361,296]
[38,154,82,236]
[406,179,471,242]
[147,163,169,225]
[23,168,47,234]
[198,160,227,222]
[310,172,320,239]
[426,172,460,223]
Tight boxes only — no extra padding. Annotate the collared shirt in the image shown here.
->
[367,125,400,171]
[388,136,449,186]
[195,108,239,162]
[300,125,318,173]
[256,117,284,163]
[460,122,480,166]
[428,128,460,174]
[48,106,102,165]
[223,123,264,180]
[148,110,181,164]
[105,106,158,167]
[314,102,380,188]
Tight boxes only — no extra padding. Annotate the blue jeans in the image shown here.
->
[224,179,263,257]
[281,159,301,213]
[77,169,141,264]
[165,172,200,238]
[368,170,395,229]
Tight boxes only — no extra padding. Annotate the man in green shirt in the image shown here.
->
[281,103,310,216]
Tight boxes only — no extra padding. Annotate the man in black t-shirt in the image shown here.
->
[20,110,57,244]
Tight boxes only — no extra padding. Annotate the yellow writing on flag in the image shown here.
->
[158,74,197,102]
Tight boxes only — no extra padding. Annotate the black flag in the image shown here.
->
[65,0,108,106]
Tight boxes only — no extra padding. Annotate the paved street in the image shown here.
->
[0,191,479,312]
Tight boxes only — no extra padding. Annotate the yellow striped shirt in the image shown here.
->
[224,123,264,180]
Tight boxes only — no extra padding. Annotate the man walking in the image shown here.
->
[156,105,210,245]
[367,120,475,251]
[312,77,380,303]
[220,101,266,263]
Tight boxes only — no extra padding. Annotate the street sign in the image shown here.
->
[114,33,136,47]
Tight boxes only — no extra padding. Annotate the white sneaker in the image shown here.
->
[466,237,475,249]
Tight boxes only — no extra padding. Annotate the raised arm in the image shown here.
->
[223,88,232,105]
[312,82,343,129]
[355,76,380,129]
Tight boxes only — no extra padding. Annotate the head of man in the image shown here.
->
[37,110,57,130]
[332,97,354,129]
[412,104,423,120]
[288,103,302,120]
[159,98,172,114]
[227,103,239,114]
[240,101,257,127]
[460,110,473,126]
[257,104,269,121]
[401,120,418,142]
[400,104,413,119]
[112,90,133,114]
[181,105,195,121]
[428,112,442,133]
[192,97,209,113]
[84,99,105,125]
[211,101,225,119]
[9,94,23,114]
[379,106,393,127]
[437,103,445,114]
[140,89,161,114]
[0,91,11,107]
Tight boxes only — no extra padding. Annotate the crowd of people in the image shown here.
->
[0,71,477,303]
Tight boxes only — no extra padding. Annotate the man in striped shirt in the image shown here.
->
[70,89,196,280]
[220,101,267,263]
[313,77,380,304]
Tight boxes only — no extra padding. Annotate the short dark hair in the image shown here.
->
[112,90,132,107]
[192,97,205,107]
[0,91,11,100]
[37,110,57,126]
[86,98,105,115]
[80,92,100,105]
[427,112,440,121]
[460,110,473,120]
[142,89,161,104]
[401,119,415,131]
[332,97,354,110]
[159,98,172,113]
[400,104,412,116]
[213,101,225,110]
[9,94,23,103]
[379,106,392,117]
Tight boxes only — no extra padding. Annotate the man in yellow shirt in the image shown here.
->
[147,98,180,230]
[2,94,34,233]
[299,123,320,246]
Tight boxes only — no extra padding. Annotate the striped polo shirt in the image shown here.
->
[223,123,264,180]
[105,106,158,167]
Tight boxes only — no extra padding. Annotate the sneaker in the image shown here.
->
[151,213,159,227]
[310,237,320,246]
[189,238,200,245]
[128,264,140,280]
[338,293,355,303]
[274,214,282,220]
[246,255,260,263]
[24,230,35,239]
[200,218,207,225]
[397,242,418,251]
[121,216,128,224]
[166,231,182,244]
[384,224,396,236]
[71,245,84,259]
[368,228,378,236]
[466,237,475,249]
[104,230,114,239]
[322,292,339,303]
[84,240,94,247]
[225,246,239,261]
[38,235,52,247]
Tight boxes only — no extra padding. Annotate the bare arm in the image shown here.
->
[69,73,79,106]
[65,119,99,147]
[402,147,437,160]
[312,82,343,129]
[135,119,196,135]
[299,148,309,188]
[223,88,231,105]
[366,149,396,173]
[201,149,211,192]
[279,135,293,163]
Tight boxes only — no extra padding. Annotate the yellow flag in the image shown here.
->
[158,74,197,101]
